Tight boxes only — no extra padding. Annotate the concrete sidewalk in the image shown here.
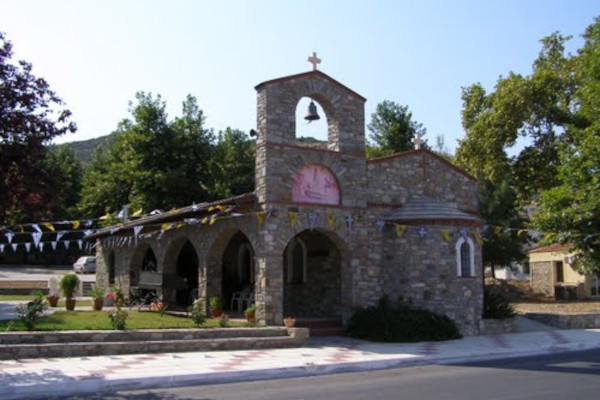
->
[1,328,599,400]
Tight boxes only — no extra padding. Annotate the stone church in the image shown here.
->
[92,61,485,335]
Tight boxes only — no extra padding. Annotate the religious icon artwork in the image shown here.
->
[292,164,340,205]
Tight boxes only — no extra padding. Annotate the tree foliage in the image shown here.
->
[78,93,214,217]
[456,17,600,273]
[367,100,427,158]
[0,32,77,225]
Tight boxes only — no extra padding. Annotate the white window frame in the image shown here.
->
[287,237,307,284]
[456,236,475,277]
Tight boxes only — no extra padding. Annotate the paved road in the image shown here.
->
[0,266,95,282]
[58,349,600,400]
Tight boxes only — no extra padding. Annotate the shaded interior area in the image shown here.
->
[173,241,199,307]
[221,232,255,311]
[283,230,341,318]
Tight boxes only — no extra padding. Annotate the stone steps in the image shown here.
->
[0,327,309,359]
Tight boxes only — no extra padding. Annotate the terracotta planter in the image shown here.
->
[283,317,296,328]
[210,309,223,318]
[151,302,163,312]
[65,298,76,311]
[47,296,59,307]
[93,298,104,311]
[245,312,256,323]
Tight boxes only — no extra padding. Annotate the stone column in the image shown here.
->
[256,253,284,325]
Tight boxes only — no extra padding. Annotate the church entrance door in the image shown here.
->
[221,232,255,312]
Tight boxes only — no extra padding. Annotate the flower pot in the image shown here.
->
[210,308,223,318]
[245,311,256,323]
[93,298,104,311]
[151,302,163,312]
[283,317,296,328]
[47,295,59,307]
[65,298,76,311]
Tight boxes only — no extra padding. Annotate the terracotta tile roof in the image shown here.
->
[528,243,573,254]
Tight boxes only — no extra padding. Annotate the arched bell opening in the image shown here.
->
[295,97,328,147]
[283,229,342,318]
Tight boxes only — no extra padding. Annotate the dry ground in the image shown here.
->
[487,278,600,314]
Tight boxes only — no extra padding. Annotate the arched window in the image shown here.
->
[287,237,307,284]
[456,237,475,277]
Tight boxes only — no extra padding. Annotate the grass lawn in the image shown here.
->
[0,310,250,331]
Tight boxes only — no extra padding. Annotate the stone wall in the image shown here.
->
[371,218,483,336]
[367,150,478,212]
[525,312,600,329]
[530,261,554,297]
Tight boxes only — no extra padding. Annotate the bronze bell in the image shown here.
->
[304,100,320,122]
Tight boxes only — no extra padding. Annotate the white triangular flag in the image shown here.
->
[51,241,58,250]
[5,232,14,243]
[133,225,143,241]
[78,240,83,250]
[56,231,66,242]
[11,243,18,252]
[25,243,31,253]
[39,242,45,251]
[0,244,4,253]
[31,232,42,247]
[32,224,41,233]
[63,240,70,249]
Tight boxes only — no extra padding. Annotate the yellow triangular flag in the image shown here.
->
[327,214,336,229]
[176,223,185,229]
[395,224,407,237]
[256,212,266,227]
[18,225,25,233]
[132,209,143,217]
[440,229,452,242]
[71,220,80,230]
[209,217,218,225]
[161,223,171,231]
[471,230,483,245]
[201,217,209,224]
[517,229,528,238]
[99,212,112,221]
[42,222,55,232]
[288,211,298,229]
[493,226,503,234]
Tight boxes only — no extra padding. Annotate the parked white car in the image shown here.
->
[73,256,96,274]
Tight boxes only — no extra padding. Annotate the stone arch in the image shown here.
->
[129,243,158,286]
[282,228,350,319]
[294,96,334,146]
[161,236,202,307]
[204,227,258,310]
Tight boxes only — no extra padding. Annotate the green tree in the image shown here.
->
[367,100,427,158]
[78,93,214,217]
[0,32,77,225]
[534,18,600,274]
[208,128,255,199]
[45,145,82,219]
[457,17,600,274]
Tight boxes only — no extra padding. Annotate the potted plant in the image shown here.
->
[46,276,60,307]
[283,316,296,328]
[59,273,79,311]
[209,296,222,318]
[90,286,105,311]
[244,304,256,323]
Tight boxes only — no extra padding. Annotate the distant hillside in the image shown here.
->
[57,133,117,164]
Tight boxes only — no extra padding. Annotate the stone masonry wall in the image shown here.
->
[367,150,478,212]
[530,261,554,297]
[368,215,483,336]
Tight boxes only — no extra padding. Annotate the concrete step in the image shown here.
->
[0,327,309,359]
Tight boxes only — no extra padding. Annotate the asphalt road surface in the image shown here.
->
[59,349,600,400]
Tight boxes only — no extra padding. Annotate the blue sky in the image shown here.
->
[2,1,598,152]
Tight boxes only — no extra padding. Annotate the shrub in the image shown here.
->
[12,292,47,331]
[209,296,221,310]
[109,286,128,330]
[59,274,79,298]
[89,286,105,300]
[219,313,229,327]
[347,295,461,342]
[483,285,516,319]
[190,299,206,327]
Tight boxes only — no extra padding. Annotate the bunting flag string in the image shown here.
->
[440,229,452,242]
[395,224,407,237]
[327,214,336,230]
[256,212,266,228]
[288,212,298,229]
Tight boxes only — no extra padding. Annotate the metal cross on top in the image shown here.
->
[411,134,424,150]
[308,52,321,71]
